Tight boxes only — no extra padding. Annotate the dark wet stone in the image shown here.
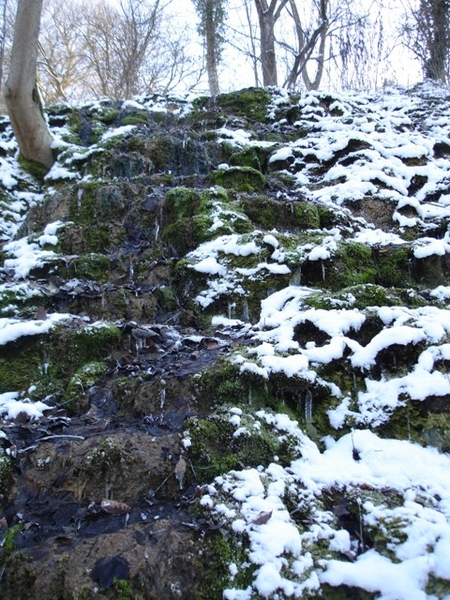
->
[90,555,130,589]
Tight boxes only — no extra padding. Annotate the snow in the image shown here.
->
[0,313,70,346]
[207,413,450,599]
[2,84,450,598]
[185,85,450,595]
[0,392,52,420]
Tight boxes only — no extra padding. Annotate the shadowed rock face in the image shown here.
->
[1,84,450,599]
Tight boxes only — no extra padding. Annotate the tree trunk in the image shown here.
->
[254,0,278,86]
[254,0,289,87]
[284,0,328,90]
[423,0,449,81]
[4,0,54,171]
[205,0,220,96]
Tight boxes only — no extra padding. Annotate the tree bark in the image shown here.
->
[205,0,220,96]
[284,0,328,90]
[4,0,54,171]
[423,0,449,81]
[254,0,289,87]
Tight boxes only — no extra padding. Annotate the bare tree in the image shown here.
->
[192,0,227,96]
[282,0,329,90]
[4,0,54,171]
[401,0,450,82]
[38,0,90,104]
[0,0,8,97]
[253,0,289,86]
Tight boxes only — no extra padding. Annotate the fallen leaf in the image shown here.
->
[174,456,187,489]
[252,510,272,525]
[101,499,130,515]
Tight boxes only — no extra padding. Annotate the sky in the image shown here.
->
[165,0,423,94]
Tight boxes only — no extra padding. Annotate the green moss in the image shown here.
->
[96,108,120,124]
[66,322,120,366]
[0,551,36,599]
[46,322,120,392]
[18,153,50,180]
[196,531,252,600]
[163,186,253,253]
[229,146,271,172]
[68,182,101,224]
[294,201,320,229]
[216,87,271,122]
[120,112,149,126]
[164,186,198,219]
[194,359,261,408]
[186,409,295,482]
[375,246,413,287]
[0,453,14,509]
[74,253,111,282]
[211,166,267,192]
[89,120,107,144]
[112,578,144,600]
[153,285,178,312]
[426,575,450,598]
[320,584,376,599]
[1,523,22,555]
[241,195,279,229]
[240,196,319,230]
[146,135,173,172]
[0,337,44,393]
[62,361,108,414]
[314,243,377,290]
[0,286,46,318]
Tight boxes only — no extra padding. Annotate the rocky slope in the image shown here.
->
[0,83,450,599]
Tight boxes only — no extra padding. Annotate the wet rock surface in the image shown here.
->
[1,84,450,598]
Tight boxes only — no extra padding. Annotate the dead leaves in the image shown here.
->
[174,456,187,490]
[101,498,131,515]
[251,510,272,525]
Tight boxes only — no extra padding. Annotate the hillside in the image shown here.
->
[0,82,450,599]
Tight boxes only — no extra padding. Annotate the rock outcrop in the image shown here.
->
[0,83,450,599]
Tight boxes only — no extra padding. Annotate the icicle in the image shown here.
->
[242,298,249,322]
[159,379,166,410]
[248,386,252,406]
[77,188,83,210]
[321,261,326,281]
[40,350,49,375]
[305,389,313,422]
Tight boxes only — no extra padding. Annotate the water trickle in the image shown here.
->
[290,268,302,286]
[353,372,358,396]
[41,351,49,375]
[228,300,236,320]
[305,389,313,422]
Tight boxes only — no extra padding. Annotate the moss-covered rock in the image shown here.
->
[211,166,267,192]
[0,452,14,510]
[72,253,111,282]
[61,361,108,414]
[215,87,272,122]
[185,408,298,482]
